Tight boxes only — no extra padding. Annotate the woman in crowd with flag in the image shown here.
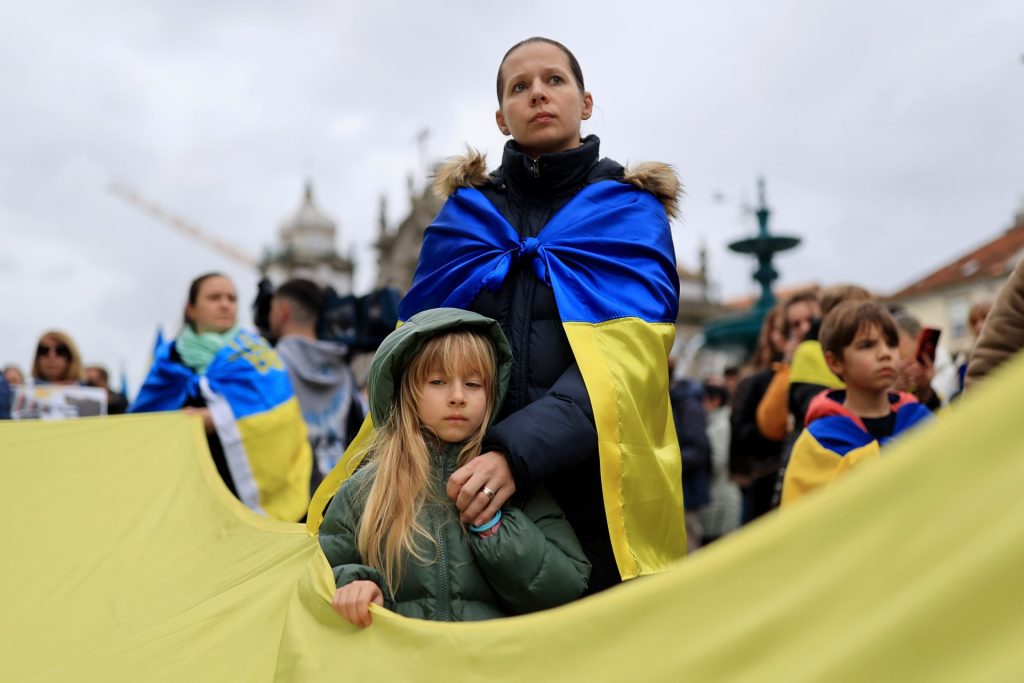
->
[313,36,685,593]
[131,272,312,522]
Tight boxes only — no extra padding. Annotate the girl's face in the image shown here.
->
[495,42,593,159]
[416,364,489,445]
[186,276,238,334]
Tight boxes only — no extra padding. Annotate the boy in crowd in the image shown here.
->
[780,300,932,506]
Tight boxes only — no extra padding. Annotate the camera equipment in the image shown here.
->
[252,277,400,352]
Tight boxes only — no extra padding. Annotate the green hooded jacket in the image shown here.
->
[318,308,591,621]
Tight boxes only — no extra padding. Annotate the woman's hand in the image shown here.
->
[182,407,214,433]
[331,580,384,627]
[447,451,516,527]
[896,354,936,404]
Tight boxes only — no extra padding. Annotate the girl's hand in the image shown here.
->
[331,581,384,627]
[447,451,516,526]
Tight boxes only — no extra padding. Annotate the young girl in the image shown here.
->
[318,308,590,625]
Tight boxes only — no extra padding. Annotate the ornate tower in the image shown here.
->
[261,181,355,293]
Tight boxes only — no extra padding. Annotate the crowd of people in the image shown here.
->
[2,330,129,419]
[4,34,1023,631]
[716,284,996,527]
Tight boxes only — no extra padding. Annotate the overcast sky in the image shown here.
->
[2,0,1022,391]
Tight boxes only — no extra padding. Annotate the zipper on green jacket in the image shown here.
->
[434,445,455,622]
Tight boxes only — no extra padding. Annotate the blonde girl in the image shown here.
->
[319,308,589,626]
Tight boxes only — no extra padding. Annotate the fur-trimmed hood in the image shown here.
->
[432,148,683,220]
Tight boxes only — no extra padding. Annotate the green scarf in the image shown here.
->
[176,325,240,374]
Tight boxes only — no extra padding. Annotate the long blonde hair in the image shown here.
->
[356,330,498,596]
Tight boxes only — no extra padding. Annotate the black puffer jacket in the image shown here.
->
[441,136,626,593]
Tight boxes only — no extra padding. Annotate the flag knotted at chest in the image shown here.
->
[400,181,679,324]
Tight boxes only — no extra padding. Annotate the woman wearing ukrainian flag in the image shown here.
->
[132,272,312,522]
[313,36,685,593]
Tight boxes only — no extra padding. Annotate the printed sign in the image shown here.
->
[11,384,108,420]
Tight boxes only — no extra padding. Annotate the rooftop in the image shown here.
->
[890,210,1024,300]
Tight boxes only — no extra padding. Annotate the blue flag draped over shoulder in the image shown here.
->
[399,181,679,324]
[311,180,686,579]
[132,329,312,522]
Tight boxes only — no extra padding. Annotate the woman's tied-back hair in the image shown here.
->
[32,330,84,383]
[820,300,900,359]
[496,36,585,104]
[357,329,499,597]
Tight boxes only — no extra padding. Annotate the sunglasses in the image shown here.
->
[37,343,72,360]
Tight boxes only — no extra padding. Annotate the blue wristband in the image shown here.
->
[469,510,502,534]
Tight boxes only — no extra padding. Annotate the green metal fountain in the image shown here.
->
[702,178,801,351]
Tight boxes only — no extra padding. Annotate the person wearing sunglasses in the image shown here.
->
[32,331,84,385]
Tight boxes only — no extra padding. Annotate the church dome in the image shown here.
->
[279,181,337,258]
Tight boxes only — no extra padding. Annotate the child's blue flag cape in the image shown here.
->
[131,328,312,522]
[310,180,686,579]
[782,389,932,505]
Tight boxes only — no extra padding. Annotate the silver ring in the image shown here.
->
[481,485,496,500]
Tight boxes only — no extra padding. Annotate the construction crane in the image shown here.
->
[109,183,260,271]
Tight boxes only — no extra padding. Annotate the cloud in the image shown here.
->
[2,0,1023,389]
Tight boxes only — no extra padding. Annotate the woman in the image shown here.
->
[131,272,312,522]
[729,307,786,522]
[32,331,84,385]
[315,37,684,593]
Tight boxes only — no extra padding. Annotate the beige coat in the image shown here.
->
[966,258,1024,386]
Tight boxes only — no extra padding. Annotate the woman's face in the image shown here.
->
[495,42,593,159]
[36,337,71,383]
[187,276,238,334]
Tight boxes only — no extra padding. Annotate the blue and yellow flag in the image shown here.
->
[310,181,685,579]
[781,389,932,505]
[132,328,312,522]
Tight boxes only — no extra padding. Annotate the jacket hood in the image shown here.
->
[365,308,513,427]
[806,388,919,432]
[274,336,351,387]
[432,147,683,220]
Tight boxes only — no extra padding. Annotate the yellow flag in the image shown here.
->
[3,349,1024,681]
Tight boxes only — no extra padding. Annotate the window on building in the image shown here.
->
[948,296,969,340]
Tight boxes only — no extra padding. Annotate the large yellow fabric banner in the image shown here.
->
[3,352,1024,681]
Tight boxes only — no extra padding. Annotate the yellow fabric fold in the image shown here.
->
[237,397,313,522]
[4,350,1024,680]
[563,319,685,578]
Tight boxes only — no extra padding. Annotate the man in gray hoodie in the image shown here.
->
[269,279,365,492]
